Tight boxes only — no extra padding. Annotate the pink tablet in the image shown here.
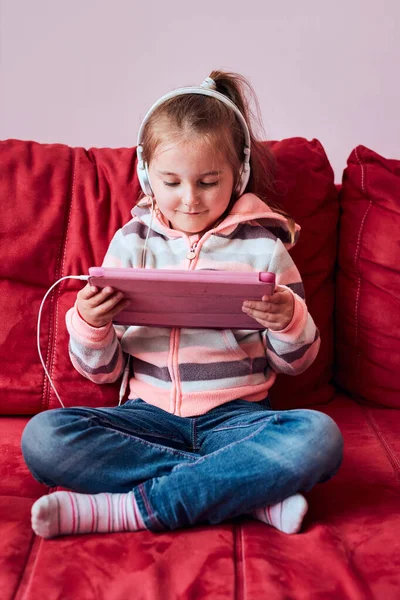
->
[88,267,276,329]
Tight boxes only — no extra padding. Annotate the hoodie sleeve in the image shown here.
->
[65,229,129,384]
[262,238,321,376]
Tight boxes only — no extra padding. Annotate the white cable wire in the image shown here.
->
[118,354,131,406]
[141,197,155,268]
[37,275,89,408]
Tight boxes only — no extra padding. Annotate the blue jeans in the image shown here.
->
[21,398,343,532]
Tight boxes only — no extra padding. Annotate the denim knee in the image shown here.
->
[300,409,344,482]
[21,410,63,485]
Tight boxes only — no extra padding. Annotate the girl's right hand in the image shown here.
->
[76,283,130,328]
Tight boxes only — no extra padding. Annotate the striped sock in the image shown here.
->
[248,493,308,534]
[31,490,147,539]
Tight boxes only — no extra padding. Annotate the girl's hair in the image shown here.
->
[138,69,296,241]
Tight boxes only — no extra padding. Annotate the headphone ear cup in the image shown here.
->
[235,164,250,196]
[137,160,154,197]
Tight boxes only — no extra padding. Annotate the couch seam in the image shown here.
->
[42,149,77,410]
[241,524,247,600]
[13,486,59,600]
[362,406,400,486]
[353,147,372,390]
[12,530,42,600]
[233,522,244,600]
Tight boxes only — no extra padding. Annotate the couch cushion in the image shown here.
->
[0,496,36,600]
[335,145,400,408]
[11,522,237,600]
[0,140,141,415]
[238,395,400,599]
[2,395,400,599]
[265,139,338,409]
[0,418,48,498]
[0,138,337,415]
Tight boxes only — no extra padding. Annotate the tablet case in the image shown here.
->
[88,267,276,329]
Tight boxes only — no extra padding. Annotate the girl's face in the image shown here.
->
[147,137,235,236]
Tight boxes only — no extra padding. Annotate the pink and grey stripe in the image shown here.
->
[66,193,320,417]
[54,491,145,535]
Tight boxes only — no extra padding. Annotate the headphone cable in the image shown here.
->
[37,276,89,408]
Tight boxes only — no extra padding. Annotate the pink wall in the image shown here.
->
[1,0,399,181]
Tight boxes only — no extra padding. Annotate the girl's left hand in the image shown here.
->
[242,286,295,331]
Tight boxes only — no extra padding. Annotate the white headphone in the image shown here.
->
[136,76,252,198]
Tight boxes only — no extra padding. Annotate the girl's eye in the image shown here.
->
[163,182,218,187]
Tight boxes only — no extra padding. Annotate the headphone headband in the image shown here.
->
[136,81,251,198]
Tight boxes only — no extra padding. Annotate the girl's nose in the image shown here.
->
[182,186,200,206]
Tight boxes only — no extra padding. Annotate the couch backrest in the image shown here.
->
[0,138,338,414]
[335,145,400,408]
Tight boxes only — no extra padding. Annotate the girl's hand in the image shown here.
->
[242,286,295,331]
[76,283,130,328]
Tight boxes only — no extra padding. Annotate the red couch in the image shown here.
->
[1,138,399,599]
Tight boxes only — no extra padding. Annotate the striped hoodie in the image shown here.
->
[65,193,320,417]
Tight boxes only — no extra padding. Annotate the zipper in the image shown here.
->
[172,237,206,414]
[172,239,200,414]
[171,327,181,415]
[186,241,198,261]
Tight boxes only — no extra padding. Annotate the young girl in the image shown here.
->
[21,70,343,539]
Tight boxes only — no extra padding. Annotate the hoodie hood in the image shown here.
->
[131,193,300,250]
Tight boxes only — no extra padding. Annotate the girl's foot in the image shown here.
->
[31,490,146,538]
[248,493,308,534]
